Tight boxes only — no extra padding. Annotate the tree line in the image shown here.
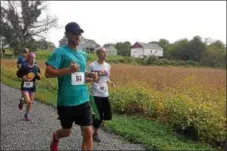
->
[109,36,226,68]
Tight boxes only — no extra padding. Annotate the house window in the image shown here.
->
[150,50,152,53]
[155,50,158,53]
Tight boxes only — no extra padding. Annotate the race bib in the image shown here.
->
[23,81,34,88]
[71,72,85,85]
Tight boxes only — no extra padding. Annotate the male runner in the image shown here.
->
[45,22,98,151]
[17,52,41,120]
[17,48,30,109]
[17,48,29,69]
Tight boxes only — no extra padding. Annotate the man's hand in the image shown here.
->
[90,72,99,82]
[69,62,80,73]
[111,82,116,88]
[37,73,41,79]
[17,64,21,69]
[85,77,93,83]
[23,75,30,81]
[107,78,115,87]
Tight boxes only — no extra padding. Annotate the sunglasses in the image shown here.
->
[71,32,82,36]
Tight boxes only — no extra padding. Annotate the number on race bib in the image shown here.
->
[23,82,34,88]
[76,75,82,82]
[71,72,85,85]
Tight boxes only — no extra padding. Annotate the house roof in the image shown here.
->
[103,44,113,49]
[137,42,153,49]
[149,43,163,50]
[104,45,118,51]
[59,36,100,49]
[136,42,163,50]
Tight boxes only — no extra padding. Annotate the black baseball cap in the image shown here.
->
[65,22,84,35]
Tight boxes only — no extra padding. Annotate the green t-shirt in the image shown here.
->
[45,45,89,106]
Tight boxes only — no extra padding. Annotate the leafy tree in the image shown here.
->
[201,40,226,67]
[1,1,58,55]
[114,41,131,57]
[187,36,206,61]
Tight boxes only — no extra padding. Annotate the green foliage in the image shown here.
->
[114,41,131,57]
[1,0,57,55]
[148,36,226,68]
[35,50,52,60]
[200,40,226,68]
[109,85,226,148]
[186,60,199,66]
[35,39,56,51]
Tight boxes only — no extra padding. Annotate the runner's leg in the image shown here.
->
[50,106,74,151]
[22,91,32,121]
[81,126,93,150]
[18,90,24,111]
[77,102,93,150]
[92,97,103,142]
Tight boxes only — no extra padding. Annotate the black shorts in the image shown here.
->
[94,96,112,121]
[57,102,92,129]
[21,88,36,93]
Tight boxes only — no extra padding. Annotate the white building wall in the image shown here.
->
[144,48,152,56]
[131,48,164,58]
[130,48,144,58]
[145,48,164,57]
[154,49,163,57]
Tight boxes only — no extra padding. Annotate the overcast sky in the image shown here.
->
[45,1,226,47]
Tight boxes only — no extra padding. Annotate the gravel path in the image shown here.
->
[1,84,146,150]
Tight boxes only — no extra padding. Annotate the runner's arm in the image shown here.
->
[16,57,22,69]
[85,73,97,83]
[85,63,92,78]
[17,67,27,79]
[85,77,93,83]
[85,72,94,77]
[85,64,95,83]
[44,48,71,78]
[45,64,71,78]
[107,65,115,86]
[107,78,115,86]
[107,78,113,84]
[36,67,41,80]
[17,64,21,69]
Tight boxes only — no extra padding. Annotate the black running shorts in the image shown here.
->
[57,102,92,129]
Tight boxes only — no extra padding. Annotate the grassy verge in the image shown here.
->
[0,76,217,150]
[104,115,216,150]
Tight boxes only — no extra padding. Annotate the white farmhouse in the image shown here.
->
[103,44,118,56]
[130,42,163,58]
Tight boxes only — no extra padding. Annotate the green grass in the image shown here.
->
[0,75,217,150]
[4,48,14,55]
[104,115,216,150]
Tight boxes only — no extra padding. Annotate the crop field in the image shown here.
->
[1,57,226,149]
